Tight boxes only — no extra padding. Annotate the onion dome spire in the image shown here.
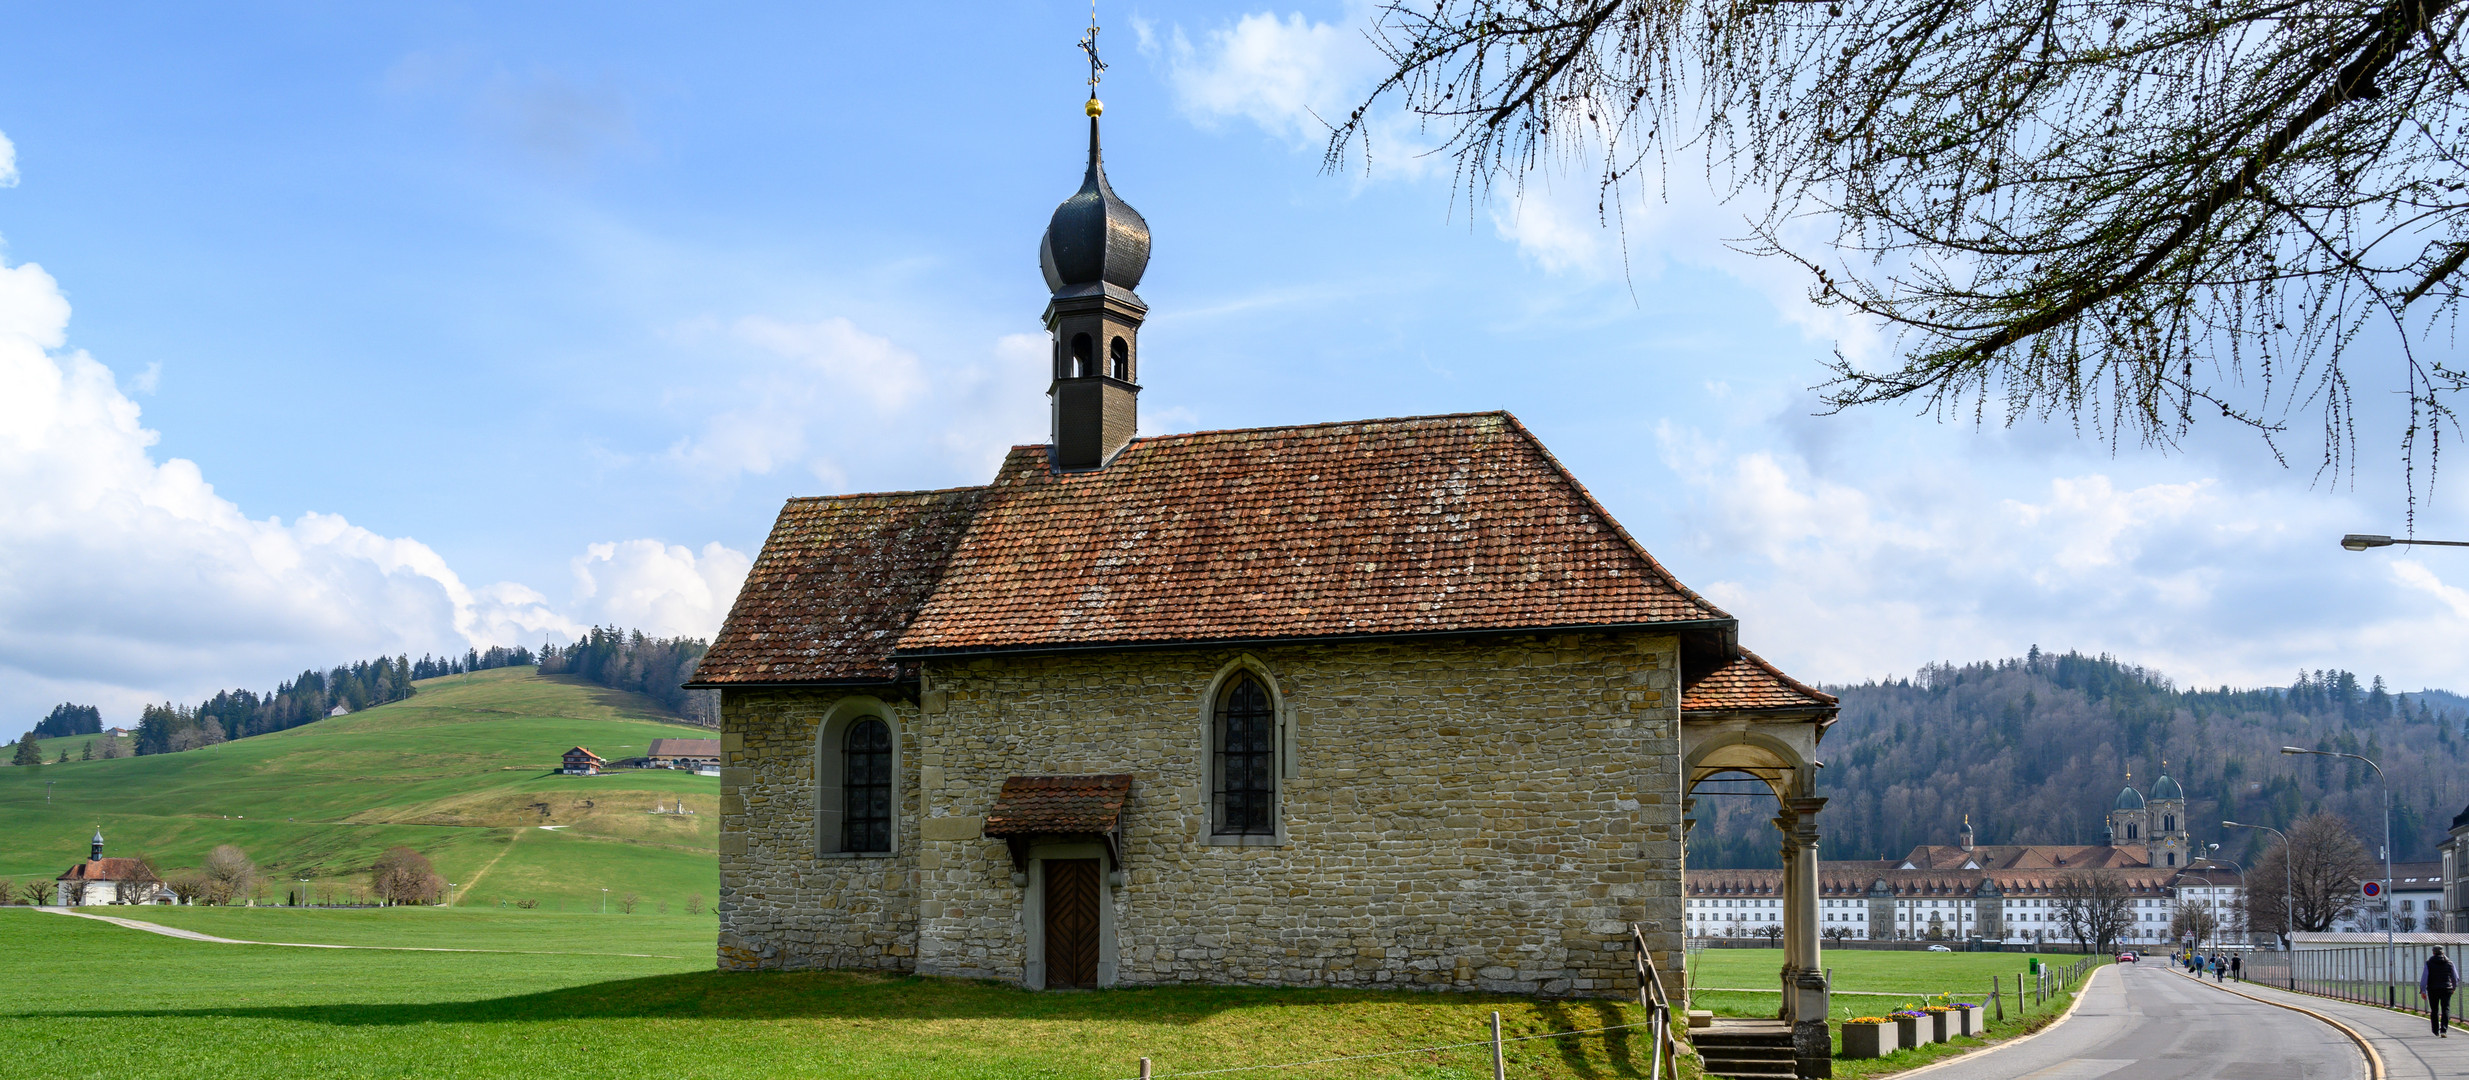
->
[1039,100,1151,294]
[1041,7,1149,471]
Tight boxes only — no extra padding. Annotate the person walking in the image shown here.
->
[2421,946,2456,1037]
[2212,953,2225,982]
[2230,953,2242,982]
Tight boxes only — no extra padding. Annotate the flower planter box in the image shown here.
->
[1841,1021,1897,1059]
[1894,1014,1928,1047]
[1957,1006,1986,1036]
[1927,1010,1955,1043]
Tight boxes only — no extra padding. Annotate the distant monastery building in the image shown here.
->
[1687,772,2248,946]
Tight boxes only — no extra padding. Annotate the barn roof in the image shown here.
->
[646,739,720,758]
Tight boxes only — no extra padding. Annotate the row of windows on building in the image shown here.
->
[825,673,1279,853]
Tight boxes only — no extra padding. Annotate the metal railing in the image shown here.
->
[1631,923,1678,1080]
[2244,944,2449,1013]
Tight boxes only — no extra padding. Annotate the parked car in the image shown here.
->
[2117,952,2138,962]
[1926,945,1954,952]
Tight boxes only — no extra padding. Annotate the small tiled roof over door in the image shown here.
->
[982,774,1136,836]
[896,412,1729,654]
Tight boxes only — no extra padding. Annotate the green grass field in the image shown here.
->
[1688,948,2106,1078]
[0,667,719,909]
[1,907,1664,1080]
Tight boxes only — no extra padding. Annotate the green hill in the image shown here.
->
[0,667,718,910]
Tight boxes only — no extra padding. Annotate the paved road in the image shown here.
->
[1915,962,2363,1080]
[2178,968,2469,1080]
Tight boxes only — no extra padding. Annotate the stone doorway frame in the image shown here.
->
[1019,840,1120,989]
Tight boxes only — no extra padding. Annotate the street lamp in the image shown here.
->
[2342,534,2469,551]
[600,887,609,915]
[2203,844,2247,952]
[2281,746,2396,1005]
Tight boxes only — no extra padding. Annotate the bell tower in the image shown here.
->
[2148,764,2188,867]
[1038,15,1151,470]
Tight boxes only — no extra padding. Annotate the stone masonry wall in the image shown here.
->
[718,631,1688,996]
[716,691,923,971]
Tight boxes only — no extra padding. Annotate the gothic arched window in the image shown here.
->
[843,718,892,853]
[1109,336,1130,380]
[1212,674,1276,836]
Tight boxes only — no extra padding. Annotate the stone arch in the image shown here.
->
[814,695,900,857]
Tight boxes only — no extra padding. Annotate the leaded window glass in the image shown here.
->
[1214,675,1276,835]
[844,718,892,852]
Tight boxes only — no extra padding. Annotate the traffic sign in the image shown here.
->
[2362,880,2384,899]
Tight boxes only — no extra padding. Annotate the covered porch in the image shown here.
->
[1681,650,1841,1078]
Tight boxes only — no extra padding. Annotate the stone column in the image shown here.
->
[1786,796,1831,1079]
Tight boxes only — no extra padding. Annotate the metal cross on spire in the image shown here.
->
[1078,1,1106,97]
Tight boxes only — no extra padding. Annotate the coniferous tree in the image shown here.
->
[11,734,40,767]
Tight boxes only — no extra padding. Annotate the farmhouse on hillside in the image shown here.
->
[695,85,1840,1075]
[646,738,721,771]
[55,829,173,905]
[560,747,606,776]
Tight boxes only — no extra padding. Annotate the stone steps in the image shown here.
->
[1695,1022,1801,1080]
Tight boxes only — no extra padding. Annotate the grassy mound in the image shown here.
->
[0,667,717,910]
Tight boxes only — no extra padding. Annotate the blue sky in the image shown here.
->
[3,2,2464,726]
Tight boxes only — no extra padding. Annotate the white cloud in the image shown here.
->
[0,129,17,188]
[665,317,1047,490]
[1657,425,2469,691]
[569,539,750,640]
[1163,11,1380,145]
[0,252,740,728]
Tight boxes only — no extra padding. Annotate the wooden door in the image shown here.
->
[1044,859,1101,988]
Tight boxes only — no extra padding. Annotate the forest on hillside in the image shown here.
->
[1688,650,2469,870]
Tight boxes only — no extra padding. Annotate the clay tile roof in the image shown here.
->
[983,775,1134,835]
[1682,649,1837,712]
[895,412,1728,654]
[59,858,158,883]
[696,487,991,684]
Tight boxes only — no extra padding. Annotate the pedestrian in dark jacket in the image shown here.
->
[2422,947,2457,1036]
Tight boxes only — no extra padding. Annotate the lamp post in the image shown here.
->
[2342,534,2469,551]
[2204,844,2247,951]
[298,876,310,908]
[2281,747,2396,1005]
[600,887,608,915]
[2226,820,2296,988]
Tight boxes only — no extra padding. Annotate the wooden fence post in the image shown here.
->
[1491,1011,1507,1080]
[1139,1059,1152,1080]
[1991,977,2003,1022]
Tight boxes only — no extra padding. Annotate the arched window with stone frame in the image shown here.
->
[814,699,899,857]
[1207,666,1283,840]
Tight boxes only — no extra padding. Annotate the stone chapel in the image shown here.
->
[696,85,1839,1028]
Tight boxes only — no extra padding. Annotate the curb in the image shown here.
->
[2174,969,2385,1080]
[1887,963,2107,1079]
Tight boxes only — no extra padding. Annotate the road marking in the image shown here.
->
[2175,970,2384,1080]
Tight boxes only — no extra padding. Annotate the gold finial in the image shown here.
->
[1087,98,1104,117]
